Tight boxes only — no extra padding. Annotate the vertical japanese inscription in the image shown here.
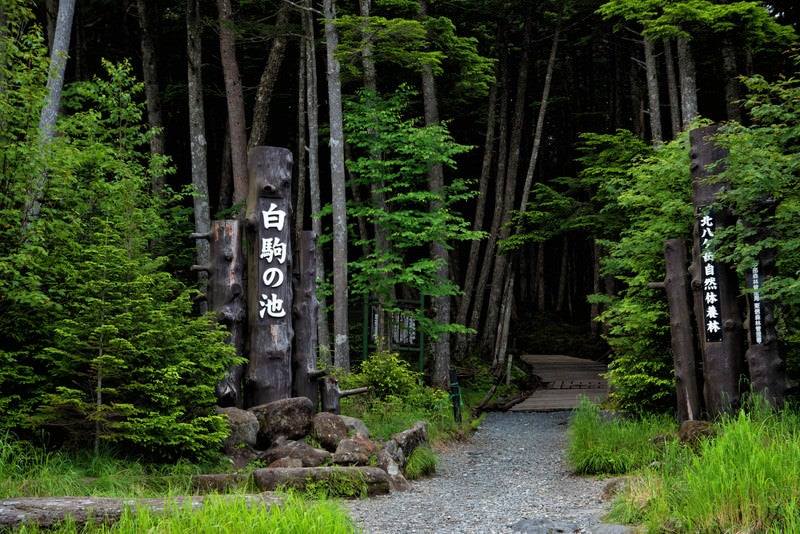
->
[245,147,294,406]
[698,209,723,343]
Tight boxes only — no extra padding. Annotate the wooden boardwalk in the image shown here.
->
[510,354,608,412]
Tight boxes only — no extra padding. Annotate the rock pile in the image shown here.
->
[207,396,428,495]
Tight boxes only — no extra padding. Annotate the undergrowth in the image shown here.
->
[569,397,800,533]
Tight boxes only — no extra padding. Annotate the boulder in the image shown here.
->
[258,437,331,467]
[268,457,304,468]
[678,419,715,445]
[339,415,371,438]
[376,447,412,491]
[380,439,405,470]
[333,434,377,466]
[216,406,259,451]
[310,412,348,451]
[252,466,390,496]
[191,473,250,493]
[391,421,428,458]
[249,397,314,448]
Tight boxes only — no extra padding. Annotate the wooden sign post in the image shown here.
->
[245,147,294,407]
[689,125,743,416]
[191,220,246,407]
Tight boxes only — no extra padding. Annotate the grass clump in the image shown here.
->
[566,397,675,475]
[10,493,357,533]
[404,445,438,480]
[303,468,368,499]
[609,406,800,533]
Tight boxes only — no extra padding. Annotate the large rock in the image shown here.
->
[252,466,390,496]
[216,406,259,451]
[333,434,377,466]
[379,439,405,469]
[376,447,412,491]
[339,415,371,438]
[249,397,314,448]
[310,412,348,451]
[258,437,331,467]
[391,421,428,458]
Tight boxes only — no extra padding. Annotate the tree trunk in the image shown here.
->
[136,0,166,194]
[481,16,531,358]
[248,6,290,148]
[293,231,323,407]
[643,36,662,144]
[301,0,331,365]
[690,125,743,417]
[493,3,562,363]
[663,238,702,422]
[720,38,742,123]
[590,239,602,338]
[245,147,294,406]
[187,0,210,313]
[217,0,249,207]
[663,38,681,139]
[469,33,510,357]
[454,79,497,361]
[323,0,350,371]
[192,220,247,407]
[418,0,450,388]
[23,0,75,228]
[677,36,698,128]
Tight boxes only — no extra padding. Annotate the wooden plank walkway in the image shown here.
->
[510,354,608,412]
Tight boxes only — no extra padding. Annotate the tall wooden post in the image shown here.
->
[744,214,786,406]
[663,238,702,422]
[245,147,294,407]
[292,231,326,407]
[191,220,246,407]
[689,125,743,417]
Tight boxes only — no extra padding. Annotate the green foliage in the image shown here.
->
[349,350,421,399]
[404,445,438,480]
[566,398,676,475]
[711,60,800,371]
[607,405,800,532]
[303,469,368,499]
[343,86,482,340]
[0,33,238,462]
[340,350,462,441]
[6,493,357,533]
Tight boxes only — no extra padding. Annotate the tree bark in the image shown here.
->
[481,16,530,358]
[643,36,662,144]
[677,36,698,128]
[690,125,742,417]
[293,231,323,407]
[245,147,294,406]
[454,79,497,360]
[469,31,510,357]
[192,220,247,406]
[721,38,742,123]
[187,0,210,312]
[663,38,681,139]
[217,0,249,207]
[323,0,350,371]
[663,238,702,422]
[418,0,450,388]
[24,0,75,228]
[249,6,290,148]
[301,0,331,365]
[136,0,166,194]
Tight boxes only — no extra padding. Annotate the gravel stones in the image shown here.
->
[345,411,627,534]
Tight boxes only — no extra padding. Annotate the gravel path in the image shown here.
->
[345,411,619,534]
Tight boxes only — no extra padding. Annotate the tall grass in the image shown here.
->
[10,493,358,533]
[629,408,800,532]
[566,398,676,475]
[572,399,800,532]
[0,432,204,498]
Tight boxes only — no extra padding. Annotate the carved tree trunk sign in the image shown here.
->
[245,147,294,407]
[689,125,743,417]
